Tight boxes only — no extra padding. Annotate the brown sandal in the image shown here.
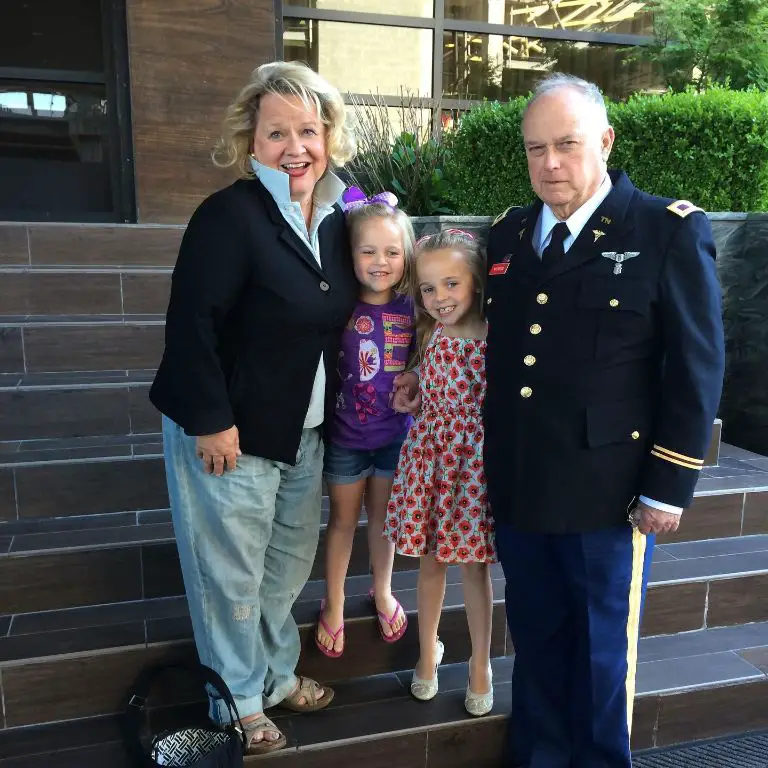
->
[279,676,335,712]
[235,714,287,755]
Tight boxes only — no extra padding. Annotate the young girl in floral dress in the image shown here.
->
[386,229,495,717]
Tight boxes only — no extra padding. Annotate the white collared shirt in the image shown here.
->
[534,173,613,257]
[532,173,682,516]
[252,158,346,429]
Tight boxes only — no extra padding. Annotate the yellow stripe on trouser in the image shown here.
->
[624,527,647,735]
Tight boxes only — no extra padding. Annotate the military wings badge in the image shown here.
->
[601,251,639,275]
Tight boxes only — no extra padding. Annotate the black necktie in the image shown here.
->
[542,222,570,270]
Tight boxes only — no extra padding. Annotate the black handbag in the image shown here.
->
[124,662,246,767]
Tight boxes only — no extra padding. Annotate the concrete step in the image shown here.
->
[0,376,157,444]
[1,469,767,612]
[1,452,767,601]
[0,628,766,765]
[0,431,757,527]
[0,319,165,375]
[1,537,767,729]
[0,267,170,319]
[0,222,182,269]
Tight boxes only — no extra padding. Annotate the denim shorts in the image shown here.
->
[323,435,406,485]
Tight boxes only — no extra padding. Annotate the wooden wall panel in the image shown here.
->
[126,0,276,223]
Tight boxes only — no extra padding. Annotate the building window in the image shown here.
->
[444,1,653,36]
[282,1,656,115]
[283,19,434,97]
[0,0,134,222]
[443,32,662,102]
[288,0,434,18]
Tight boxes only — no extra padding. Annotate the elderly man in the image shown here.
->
[484,74,725,767]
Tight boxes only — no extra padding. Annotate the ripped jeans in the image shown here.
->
[162,417,323,721]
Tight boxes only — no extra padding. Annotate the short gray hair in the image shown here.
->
[524,73,610,131]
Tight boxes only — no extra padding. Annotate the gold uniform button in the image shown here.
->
[530,323,542,335]
[609,298,619,308]
[320,281,330,292]
[524,355,536,366]
[536,293,549,305]
[631,431,640,440]
[520,386,533,398]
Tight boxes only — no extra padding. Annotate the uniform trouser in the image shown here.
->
[162,416,324,722]
[496,523,654,768]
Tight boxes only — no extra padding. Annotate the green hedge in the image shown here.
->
[447,87,768,215]
[446,98,532,215]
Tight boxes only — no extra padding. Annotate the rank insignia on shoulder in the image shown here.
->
[667,200,704,218]
[492,205,514,227]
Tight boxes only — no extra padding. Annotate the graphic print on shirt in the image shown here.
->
[358,338,380,381]
[353,382,378,423]
[382,312,411,372]
[355,315,374,335]
[331,296,414,446]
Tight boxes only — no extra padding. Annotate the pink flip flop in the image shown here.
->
[315,599,344,659]
[368,588,408,644]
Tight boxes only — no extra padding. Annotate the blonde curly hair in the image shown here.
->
[212,61,356,178]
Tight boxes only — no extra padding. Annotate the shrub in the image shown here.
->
[609,87,768,212]
[446,99,533,215]
[446,86,768,214]
[345,93,455,216]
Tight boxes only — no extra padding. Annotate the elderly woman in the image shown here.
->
[149,61,358,754]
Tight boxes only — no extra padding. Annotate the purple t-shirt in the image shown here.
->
[330,294,415,450]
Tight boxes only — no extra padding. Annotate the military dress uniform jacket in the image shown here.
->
[483,170,725,533]
[149,177,358,465]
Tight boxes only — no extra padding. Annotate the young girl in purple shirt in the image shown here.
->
[315,188,416,658]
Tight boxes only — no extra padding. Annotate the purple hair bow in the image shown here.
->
[342,186,399,212]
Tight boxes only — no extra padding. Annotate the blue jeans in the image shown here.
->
[323,435,406,485]
[162,416,324,722]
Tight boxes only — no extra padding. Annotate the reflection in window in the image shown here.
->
[32,93,68,117]
[445,1,652,36]
[443,32,662,101]
[0,82,113,215]
[284,19,433,96]
[0,91,68,118]
[348,102,433,142]
[287,0,433,17]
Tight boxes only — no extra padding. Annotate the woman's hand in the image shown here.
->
[392,372,421,415]
[196,426,242,476]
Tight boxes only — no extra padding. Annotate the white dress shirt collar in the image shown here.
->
[536,173,613,256]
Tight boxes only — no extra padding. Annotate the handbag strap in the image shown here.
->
[124,662,246,763]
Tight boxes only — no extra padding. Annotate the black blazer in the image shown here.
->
[149,177,358,464]
[484,171,725,533]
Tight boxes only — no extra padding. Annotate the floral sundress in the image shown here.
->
[385,325,495,563]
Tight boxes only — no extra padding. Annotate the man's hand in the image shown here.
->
[634,501,680,536]
[392,371,421,415]
[196,426,241,476]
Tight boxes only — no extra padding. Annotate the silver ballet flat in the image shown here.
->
[464,660,494,717]
[410,640,445,701]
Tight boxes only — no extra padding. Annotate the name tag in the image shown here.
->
[489,263,509,276]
